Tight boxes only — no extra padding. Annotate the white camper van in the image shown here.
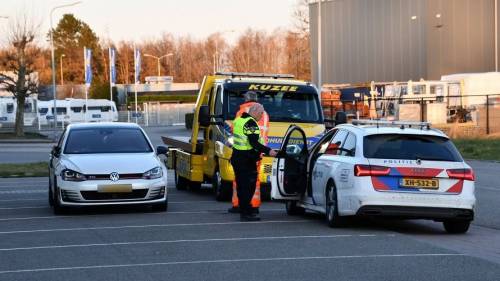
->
[37,99,118,126]
[0,97,38,126]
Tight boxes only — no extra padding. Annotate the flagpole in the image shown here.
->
[84,47,88,122]
[134,46,138,123]
[109,48,113,102]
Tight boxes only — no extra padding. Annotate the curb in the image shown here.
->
[0,139,55,144]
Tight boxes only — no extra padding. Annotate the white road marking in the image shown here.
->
[0,201,218,210]
[0,209,283,222]
[476,186,500,192]
[0,220,310,235]
[0,206,47,210]
[0,253,465,274]
[0,198,44,202]
[0,190,45,194]
[0,234,397,252]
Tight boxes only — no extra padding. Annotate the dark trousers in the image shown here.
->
[231,153,258,217]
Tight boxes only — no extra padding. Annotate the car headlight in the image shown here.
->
[61,169,87,182]
[143,166,163,180]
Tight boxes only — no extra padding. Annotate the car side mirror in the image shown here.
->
[52,146,61,158]
[156,145,168,155]
[334,111,347,126]
[199,105,210,127]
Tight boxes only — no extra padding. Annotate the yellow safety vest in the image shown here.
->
[232,116,262,150]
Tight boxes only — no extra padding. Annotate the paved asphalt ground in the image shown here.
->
[1,126,500,280]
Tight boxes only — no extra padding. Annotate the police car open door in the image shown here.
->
[271,125,308,200]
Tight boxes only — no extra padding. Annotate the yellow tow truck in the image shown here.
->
[162,72,326,201]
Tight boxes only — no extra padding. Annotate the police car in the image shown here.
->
[271,120,475,234]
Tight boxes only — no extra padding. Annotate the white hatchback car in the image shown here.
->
[271,120,475,233]
[48,122,168,214]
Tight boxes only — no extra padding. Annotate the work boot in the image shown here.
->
[228,206,240,213]
[251,207,259,215]
[240,214,261,222]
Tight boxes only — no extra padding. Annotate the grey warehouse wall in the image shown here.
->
[310,0,500,85]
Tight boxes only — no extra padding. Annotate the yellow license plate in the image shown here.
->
[97,184,133,193]
[400,178,439,189]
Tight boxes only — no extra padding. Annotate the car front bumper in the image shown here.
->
[56,178,167,206]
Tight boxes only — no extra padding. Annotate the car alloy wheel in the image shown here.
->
[326,182,342,228]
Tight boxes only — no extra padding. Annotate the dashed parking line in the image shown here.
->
[0,190,45,194]
[0,209,283,222]
[0,220,311,235]
[0,200,216,209]
[0,234,397,252]
[0,253,465,274]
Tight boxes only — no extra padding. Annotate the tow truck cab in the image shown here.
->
[163,72,325,201]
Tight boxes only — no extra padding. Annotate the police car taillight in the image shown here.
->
[446,169,475,181]
[354,165,391,177]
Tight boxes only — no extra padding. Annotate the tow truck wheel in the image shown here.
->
[325,181,343,228]
[286,201,305,216]
[189,181,201,191]
[174,172,188,190]
[213,169,232,201]
[443,220,471,234]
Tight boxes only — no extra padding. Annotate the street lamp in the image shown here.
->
[59,54,65,85]
[214,30,235,73]
[144,53,173,77]
[50,1,82,131]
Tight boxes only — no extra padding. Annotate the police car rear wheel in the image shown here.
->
[286,201,305,216]
[326,182,342,228]
[443,220,470,234]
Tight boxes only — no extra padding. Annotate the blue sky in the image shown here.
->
[1,0,302,43]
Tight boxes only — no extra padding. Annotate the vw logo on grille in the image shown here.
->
[110,172,120,182]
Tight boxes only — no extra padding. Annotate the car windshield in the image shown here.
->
[64,127,153,154]
[225,82,322,123]
[363,134,463,162]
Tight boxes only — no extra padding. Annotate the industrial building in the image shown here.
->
[309,0,500,85]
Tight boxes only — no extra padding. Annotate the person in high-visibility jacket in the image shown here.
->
[228,91,270,214]
[231,103,277,221]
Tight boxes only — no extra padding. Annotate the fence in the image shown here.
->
[322,94,500,137]
[0,102,196,135]
[118,102,195,127]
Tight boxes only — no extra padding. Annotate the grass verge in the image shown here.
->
[453,139,500,161]
[0,162,48,178]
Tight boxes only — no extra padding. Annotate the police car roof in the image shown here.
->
[66,122,141,130]
[336,123,449,138]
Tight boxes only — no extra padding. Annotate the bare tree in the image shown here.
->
[0,13,40,137]
[292,0,310,35]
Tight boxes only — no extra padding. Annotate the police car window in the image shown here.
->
[340,133,356,157]
[363,134,463,162]
[325,130,348,155]
[285,129,306,156]
[317,130,337,154]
